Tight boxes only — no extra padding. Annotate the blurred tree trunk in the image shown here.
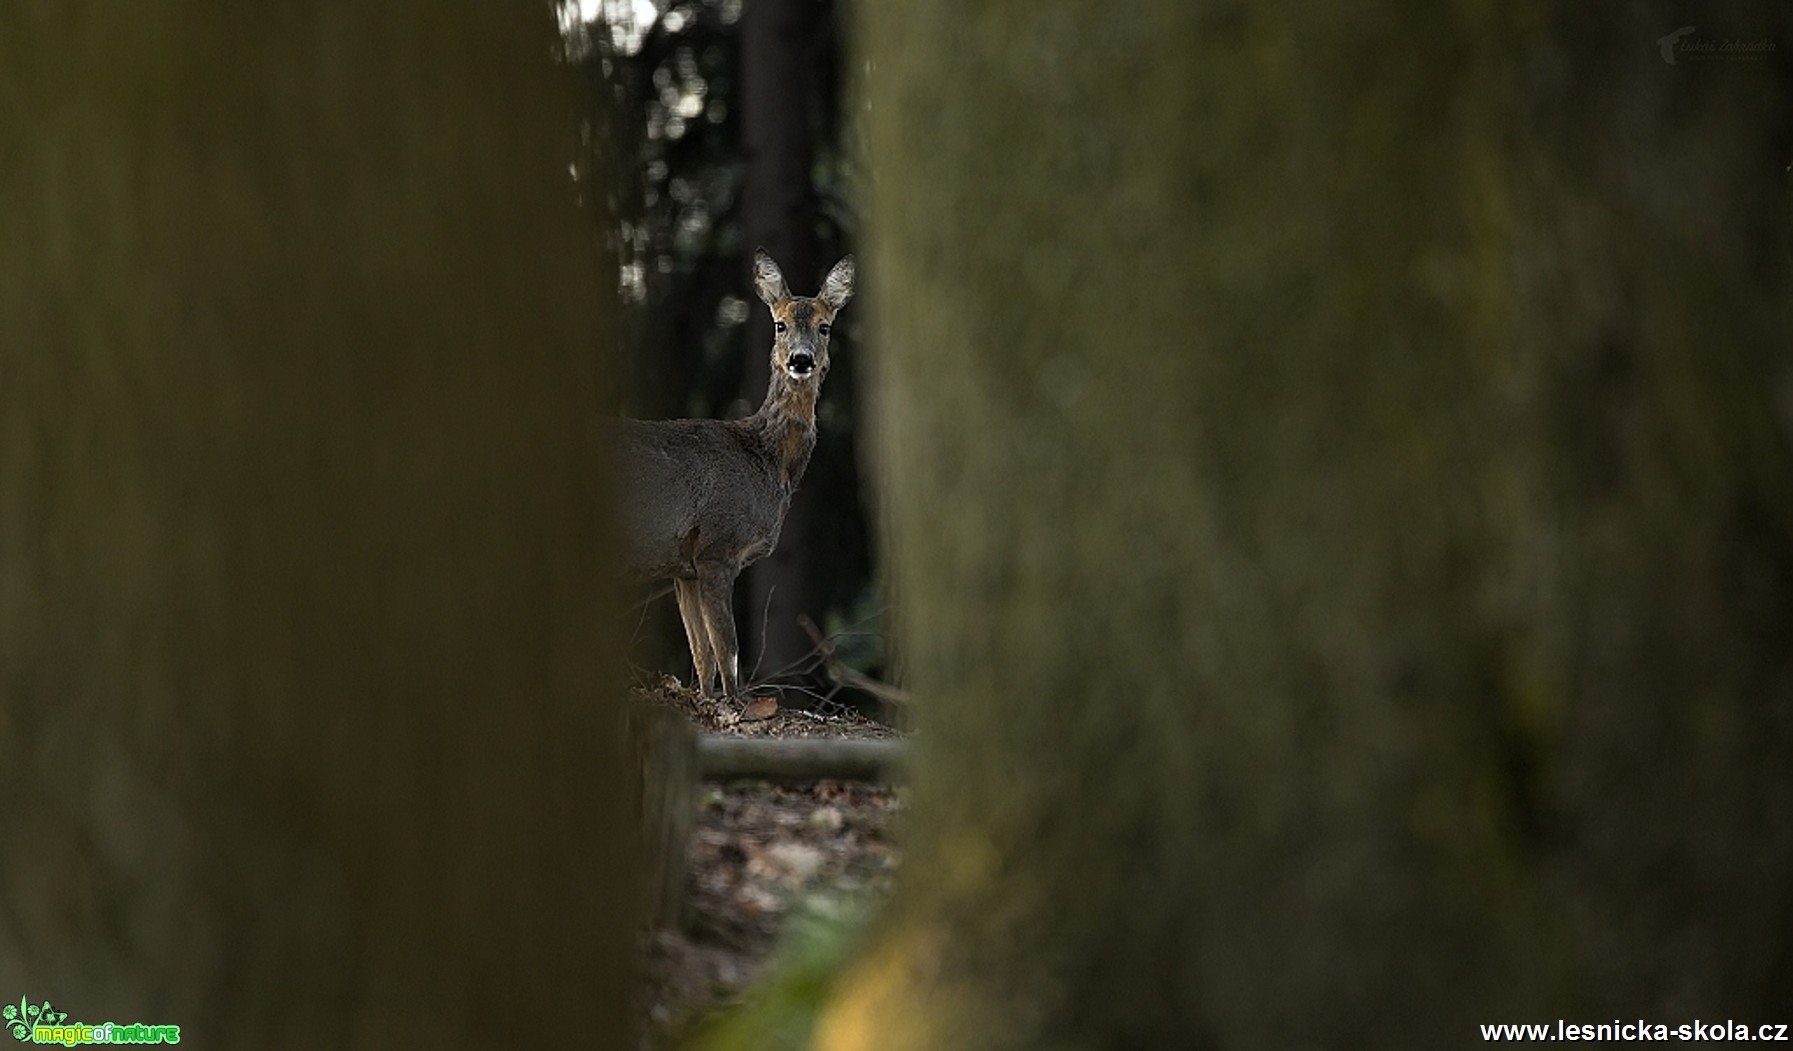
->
[742,0,824,679]
[822,2,1793,1047]
[0,4,632,1048]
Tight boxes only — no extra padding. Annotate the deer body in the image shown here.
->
[619,250,854,699]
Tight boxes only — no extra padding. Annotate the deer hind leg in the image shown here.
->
[673,576,717,695]
[695,564,742,700]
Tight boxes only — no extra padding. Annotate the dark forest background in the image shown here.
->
[561,0,884,696]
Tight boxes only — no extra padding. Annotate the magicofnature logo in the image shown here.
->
[3,997,179,1046]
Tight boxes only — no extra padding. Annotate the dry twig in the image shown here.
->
[798,615,911,706]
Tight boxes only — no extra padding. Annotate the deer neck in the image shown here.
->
[749,370,819,490]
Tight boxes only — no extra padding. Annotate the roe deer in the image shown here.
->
[619,249,855,700]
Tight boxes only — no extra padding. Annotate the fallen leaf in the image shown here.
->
[748,840,826,885]
[741,695,779,722]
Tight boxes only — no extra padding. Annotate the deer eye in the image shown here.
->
[774,321,787,333]
[817,323,831,336]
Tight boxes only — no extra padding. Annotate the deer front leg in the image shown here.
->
[673,576,717,695]
[695,564,743,700]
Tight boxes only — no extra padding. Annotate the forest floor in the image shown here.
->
[636,678,905,1049]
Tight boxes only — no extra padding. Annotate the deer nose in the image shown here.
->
[788,351,815,375]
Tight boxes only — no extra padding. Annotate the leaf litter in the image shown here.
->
[637,679,904,1048]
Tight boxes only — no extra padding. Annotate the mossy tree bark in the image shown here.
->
[823,2,1793,1047]
[0,4,632,1047]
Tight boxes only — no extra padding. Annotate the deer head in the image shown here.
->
[753,249,855,383]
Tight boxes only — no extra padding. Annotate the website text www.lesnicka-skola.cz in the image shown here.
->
[1481,1019,1789,1042]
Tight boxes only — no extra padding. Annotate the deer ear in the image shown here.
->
[818,255,855,311]
[753,249,790,307]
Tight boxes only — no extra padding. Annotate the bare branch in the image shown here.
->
[799,615,911,706]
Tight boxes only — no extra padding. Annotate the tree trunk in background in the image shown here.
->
[0,5,632,1048]
[823,3,1793,1047]
[742,0,824,679]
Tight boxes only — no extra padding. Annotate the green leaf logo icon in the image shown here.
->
[5,997,63,1041]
